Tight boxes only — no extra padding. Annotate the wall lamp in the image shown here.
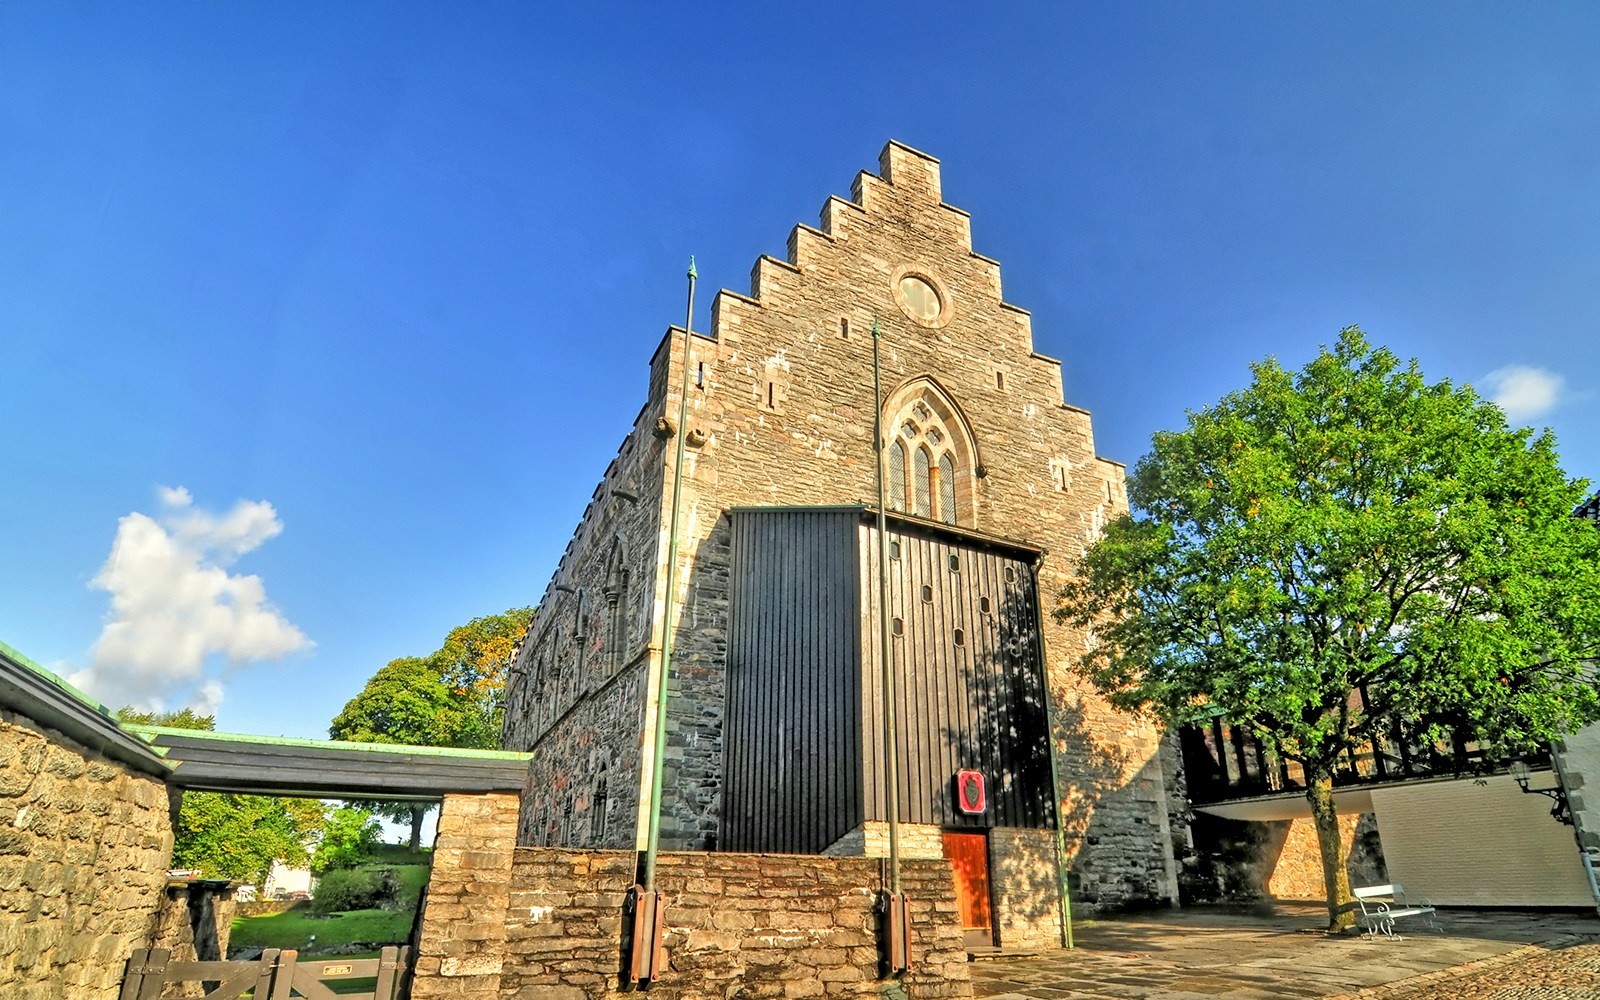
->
[1507,758,1573,826]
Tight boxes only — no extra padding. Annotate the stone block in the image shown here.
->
[438,954,504,977]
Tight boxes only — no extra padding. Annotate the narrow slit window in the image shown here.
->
[953,628,966,647]
[913,447,932,518]
[696,361,705,388]
[980,595,992,615]
[840,318,850,338]
[996,370,1005,390]
[766,381,775,408]
[892,617,904,637]
[921,584,933,603]
[938,453,956,524]
[888,441,907,513]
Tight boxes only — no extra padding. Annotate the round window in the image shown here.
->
[898,275,941,322]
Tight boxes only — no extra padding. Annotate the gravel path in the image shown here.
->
[1330,938,1600,1000]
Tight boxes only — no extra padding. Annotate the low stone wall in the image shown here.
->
[1181,811,1386,903]
[989,828,1065,949]
[500,848,973,999]
[0,707,175,1000]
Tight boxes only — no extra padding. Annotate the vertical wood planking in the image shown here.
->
[723,509,863,852]
[725,509,1053,849]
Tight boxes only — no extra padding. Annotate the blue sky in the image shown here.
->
[3,3,1596,738]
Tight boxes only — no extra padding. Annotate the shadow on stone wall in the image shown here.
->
[1182,811,1388,904]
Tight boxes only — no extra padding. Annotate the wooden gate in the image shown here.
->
[121,945,409,999]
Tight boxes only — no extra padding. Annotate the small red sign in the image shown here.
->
[955,770,986,814]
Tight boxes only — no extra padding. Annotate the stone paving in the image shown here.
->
[967,903,1600,1000]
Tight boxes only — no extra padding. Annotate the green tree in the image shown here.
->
[428,607,538,748]
[1056,329,1600,932]
[311,806,382,875]
[329,608,534,848]
[115,707,327,888]
[329,657,470,849]
[114,706,216,730]
[171,793,326,887]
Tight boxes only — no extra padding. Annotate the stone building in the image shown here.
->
[501,141,1187,947]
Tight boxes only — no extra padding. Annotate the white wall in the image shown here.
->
[1370,774,1591,907]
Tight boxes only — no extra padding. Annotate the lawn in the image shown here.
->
[229,906,413,953]
[230,849,433,957]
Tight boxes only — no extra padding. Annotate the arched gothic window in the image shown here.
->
[882,380,978,526]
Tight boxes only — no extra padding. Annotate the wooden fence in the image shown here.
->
[120,945,408,1000]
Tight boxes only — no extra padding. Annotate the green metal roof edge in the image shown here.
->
[0,638,122,721]
[126,724,533,761]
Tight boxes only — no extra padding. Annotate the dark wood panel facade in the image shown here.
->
[858,520,1054,831]
[721,507,1054,854]
[722,508,865,852]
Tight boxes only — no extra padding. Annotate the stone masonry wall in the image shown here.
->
[1266,813,1386,900]
[500,848,972,999]
[412,791,520,999]
[988,828,1064,950]
[647,141,1183,906]
[0,707,174,1000]
[1180,811,1386,903]
[150,881,237,998]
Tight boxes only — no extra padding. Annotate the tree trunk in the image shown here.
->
[408,805,425,852]
[1305,768,1354,932]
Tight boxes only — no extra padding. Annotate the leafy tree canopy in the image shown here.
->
[171,793,326,887]
[429,607,537,749]
[329,657,471,747]
[115,706,215,730]
[311,805,382,875]
[1057,328,1600,928]
[329,607,534,848]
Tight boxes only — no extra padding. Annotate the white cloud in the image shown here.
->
[68,487,312,713]
[1481,365,1565,423]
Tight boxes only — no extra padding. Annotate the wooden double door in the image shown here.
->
[940,831,994,947]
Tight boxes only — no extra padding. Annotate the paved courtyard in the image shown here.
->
[967,903,1600,1000]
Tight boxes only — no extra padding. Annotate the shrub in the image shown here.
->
[312,867,402,914]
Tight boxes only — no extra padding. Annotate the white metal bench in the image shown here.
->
[1352,883,1438,939]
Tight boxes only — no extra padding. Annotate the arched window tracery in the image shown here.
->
[881,378,979,527]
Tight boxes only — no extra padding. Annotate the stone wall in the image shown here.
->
[412,791,520,999]
[500,848,972,999]
[1180,811,1386,903]
[1265,813,1386,900]
[0,706,175,1000]
[150,880,237,997]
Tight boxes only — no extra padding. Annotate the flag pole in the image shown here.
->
[627,256,697,987]
[872,316,909,975]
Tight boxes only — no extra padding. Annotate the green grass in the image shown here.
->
[370,843,431,864]
[368,860,430,906]
[230,907,413,953]
[231,851,432,961]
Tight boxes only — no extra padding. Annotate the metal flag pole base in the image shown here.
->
[877,888,912,977]
[623,885,667,989]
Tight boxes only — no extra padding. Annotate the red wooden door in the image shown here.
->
[940,831,992,941]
